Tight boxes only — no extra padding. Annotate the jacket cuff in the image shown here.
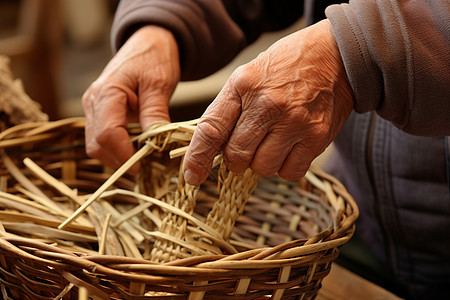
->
[325,3,382,115]
[111,0,246,80]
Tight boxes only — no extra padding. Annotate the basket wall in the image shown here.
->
[0,118,358,300]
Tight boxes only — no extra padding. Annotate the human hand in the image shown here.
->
[82,25,180,173]
[183,20,354,185]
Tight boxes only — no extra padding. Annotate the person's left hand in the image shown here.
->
[183,19,354,185]
[82,26,180,173]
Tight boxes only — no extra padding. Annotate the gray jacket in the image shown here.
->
[111,0,450,298]
[325,2,450,298]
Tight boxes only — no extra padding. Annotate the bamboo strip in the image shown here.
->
[169,146,189,159]
[53,283,75,300]
[101,189,227,246]
[16,186,74,219]
[112,202,153,228]
[1,222,97,242]
[0,191,59,218]
[145,231,211,257]
[116,230,144,259]
[304,170,326,192]
[58,142,152,229]
[1,150,51,200]
[0,121,46,140]
[0,211,94,234]
[23,158,80,204]
[25,117,85,137]
[78,286,88,300]
[133,119,198,143]
[98,213,112,255]
[142,208,162,228]
[100,201,145,243]
[0,132,59,148]
[88,201,125,257]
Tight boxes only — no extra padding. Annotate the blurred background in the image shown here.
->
[0,0,305,121]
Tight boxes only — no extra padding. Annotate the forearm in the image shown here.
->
[326,0,450,136]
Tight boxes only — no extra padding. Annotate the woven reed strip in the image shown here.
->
[205,164,259,241]
[149,172,199,263]
[134,121,260,263]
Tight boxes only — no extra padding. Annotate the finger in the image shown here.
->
[138,91,171,131]
[248,131,294,177]
[221,118,264,173]
[277,142,318,180]
[183,82,242,185]
[92,126,138,172]
[222,95,282,173]
[84,84,140,174]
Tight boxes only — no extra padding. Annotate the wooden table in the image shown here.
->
[317,264,402,300]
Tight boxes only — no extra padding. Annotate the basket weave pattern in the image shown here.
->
[0,118,358,299]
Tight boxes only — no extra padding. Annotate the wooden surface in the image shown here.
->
[317,263,402,300]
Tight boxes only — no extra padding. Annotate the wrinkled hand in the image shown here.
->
[82,26,180,173]
[183,20,354,185]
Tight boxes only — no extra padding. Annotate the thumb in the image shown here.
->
[138,90,172,131]
[183,80,242,185]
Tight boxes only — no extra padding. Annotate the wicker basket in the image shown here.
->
[0,117,358,300]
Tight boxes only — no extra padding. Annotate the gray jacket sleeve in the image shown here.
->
[111,0,302,81]
[326,0,450,136]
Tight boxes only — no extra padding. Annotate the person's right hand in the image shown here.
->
[183,20,354,185]
[82,25,180,173]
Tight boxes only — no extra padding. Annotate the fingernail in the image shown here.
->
[184,169,200,186]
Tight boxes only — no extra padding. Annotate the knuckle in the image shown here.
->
[224,144,254,163]
[87,79,106,97]
[82,79,121,107]
[195,120,229,149]
[89,79,103,91]
[150,73,176,93]
[230,65,249,83]
[186,121,228,170]
[229,64,255,92]
[255,95,283,123]
[223,147,253,173]
[81,81,102,108]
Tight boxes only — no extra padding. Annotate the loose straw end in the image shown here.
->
[58,143,152,229]
[58,219,70,230]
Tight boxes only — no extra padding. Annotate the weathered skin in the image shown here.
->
[82,26,180,173]
[183,20,354,185]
